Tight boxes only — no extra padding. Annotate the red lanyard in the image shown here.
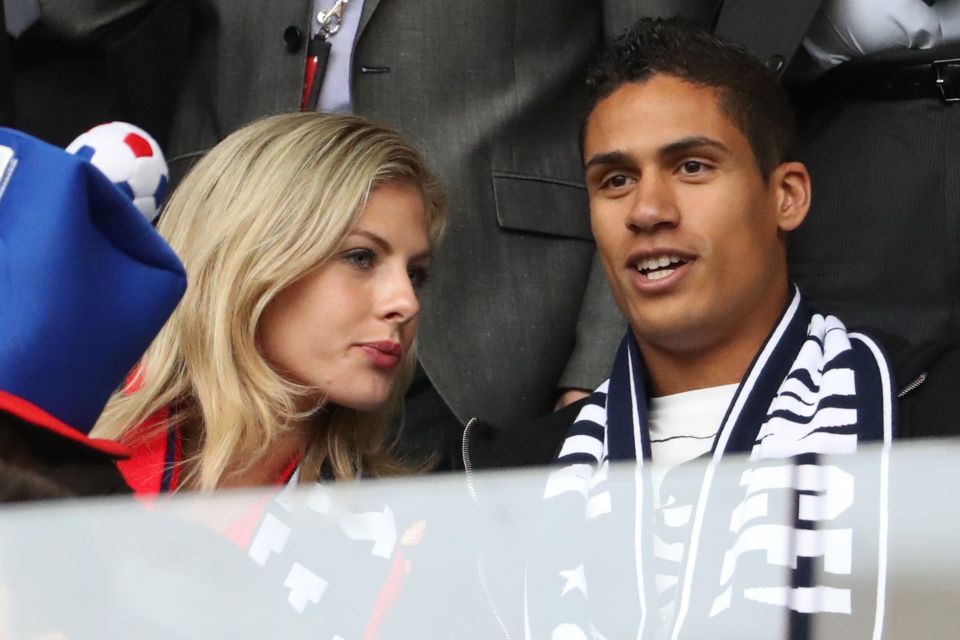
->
[300,0,348,111]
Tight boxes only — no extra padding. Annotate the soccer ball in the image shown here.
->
[67,122,170,223]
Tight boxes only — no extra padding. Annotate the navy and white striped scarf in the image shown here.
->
[531,288,894,640]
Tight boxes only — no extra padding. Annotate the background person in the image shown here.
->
[92,112,445,492]
[786,0,960,345]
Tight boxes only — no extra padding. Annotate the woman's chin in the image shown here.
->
[323,392,391,414]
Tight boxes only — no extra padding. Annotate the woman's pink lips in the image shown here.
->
[358,341,402,370]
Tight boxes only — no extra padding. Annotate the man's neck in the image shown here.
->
[641,338,758,397]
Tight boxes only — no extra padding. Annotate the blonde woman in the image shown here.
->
[93,112,445,493]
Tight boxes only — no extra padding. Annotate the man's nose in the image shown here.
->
[625,173,680,233]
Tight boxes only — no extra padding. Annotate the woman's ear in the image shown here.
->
[771,161,812,232]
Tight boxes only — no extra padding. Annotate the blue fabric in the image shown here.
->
[0,128,186,433]
[605,333,648,462]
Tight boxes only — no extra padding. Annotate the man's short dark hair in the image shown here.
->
[584,18,797,180]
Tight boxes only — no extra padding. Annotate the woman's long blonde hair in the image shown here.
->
[93,113,445,490]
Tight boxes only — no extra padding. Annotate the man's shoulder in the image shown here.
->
[855,329,960,439]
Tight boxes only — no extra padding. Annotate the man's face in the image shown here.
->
[584,75,799,360]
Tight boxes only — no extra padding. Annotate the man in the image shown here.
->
[462,18,960,639]
[616,0,960,349]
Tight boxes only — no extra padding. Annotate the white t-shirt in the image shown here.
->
[645,383,739,625]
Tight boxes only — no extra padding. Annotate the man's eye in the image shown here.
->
[679,160,706,175]
[603,174,632,189]
[344,248,375,269]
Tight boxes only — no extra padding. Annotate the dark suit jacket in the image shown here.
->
[2,0,192,148]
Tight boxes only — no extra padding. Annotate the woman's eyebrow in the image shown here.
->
[348,229,390,251]
[349,228,432,260]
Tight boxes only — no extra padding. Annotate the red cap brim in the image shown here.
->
[0,390,131,459]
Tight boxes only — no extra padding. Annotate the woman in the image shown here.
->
[92,112,445,492]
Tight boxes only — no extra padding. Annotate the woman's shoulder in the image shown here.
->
[115,406,181,495]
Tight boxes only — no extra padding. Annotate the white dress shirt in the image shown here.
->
[311,0,365,113]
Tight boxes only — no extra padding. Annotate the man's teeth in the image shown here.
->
[646,268,674,281]
[637,255,682,271]
[635,255,684,278]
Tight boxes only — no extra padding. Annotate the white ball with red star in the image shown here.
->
[67,122,170,223]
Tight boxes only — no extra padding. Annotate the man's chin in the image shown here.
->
[629,313,715,354]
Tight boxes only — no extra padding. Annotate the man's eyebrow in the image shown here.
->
[348,228,432,260]
[583,137,729,170]
[583,150,634,171]
[659,135,730,158]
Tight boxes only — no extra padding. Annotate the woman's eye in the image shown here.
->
[344,248,375,269]
[408,266,430,290]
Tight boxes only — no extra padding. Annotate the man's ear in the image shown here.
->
[770,161,811,232]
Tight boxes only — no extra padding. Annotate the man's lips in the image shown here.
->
[358,341,403,370]
[626,248,696,289]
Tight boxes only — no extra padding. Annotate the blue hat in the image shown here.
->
[0,128,187,455]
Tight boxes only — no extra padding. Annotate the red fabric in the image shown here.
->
[116,368,177,496]
[116,405,172,496]
[119,403,299,496]
[300,55,319,110]
[123,132,154,158]
[117,389,302,545]
[0,389,131,458]
[362,547,410,640]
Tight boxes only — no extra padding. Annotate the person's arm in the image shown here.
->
[556,252,625,405]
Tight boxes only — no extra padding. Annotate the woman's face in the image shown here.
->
[258,181,431,412]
